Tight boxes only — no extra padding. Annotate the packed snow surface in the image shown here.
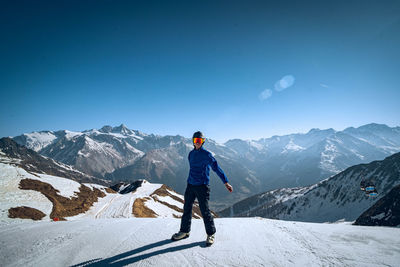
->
[1,218,399,267]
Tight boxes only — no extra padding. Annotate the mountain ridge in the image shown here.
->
[219,152,400,225]
[11,123,400,210]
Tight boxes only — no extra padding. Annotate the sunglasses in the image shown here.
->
[193,138,205,144]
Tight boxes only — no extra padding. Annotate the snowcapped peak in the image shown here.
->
[97,124,136,135]
[64,130,83,140]
[99,125,113,133]
[281,139,305,153]
[15,131,57,152]
[112,124,132,135]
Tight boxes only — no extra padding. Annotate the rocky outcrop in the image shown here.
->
[132,198,158,218]
[110,180,144,194]
[8,206,46,220]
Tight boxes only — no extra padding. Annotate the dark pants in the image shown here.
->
[180,183,216,235]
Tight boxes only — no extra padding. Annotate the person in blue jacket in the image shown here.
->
[172,131,233,246]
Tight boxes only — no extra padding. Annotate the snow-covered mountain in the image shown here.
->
[226,123,400,190]
[2,137,400,266]
[219,152,400,225]
[0,139,205,223]
[13,125,148,177]
[0,137,108,186]
[11,123,400,210]
[11,125,256,210]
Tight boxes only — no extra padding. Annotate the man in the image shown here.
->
[172,131,233,246]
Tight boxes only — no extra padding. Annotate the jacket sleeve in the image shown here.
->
[208,153,229,184]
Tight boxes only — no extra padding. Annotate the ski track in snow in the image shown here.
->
[0,218,399,267]
[67,193,135,220]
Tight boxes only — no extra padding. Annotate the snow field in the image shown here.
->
[0,160,185,222]
[0,218,399,267]
[133,180,162,197]
[143,197,182,218]
[28,172,82,199]
[166,188,184,199]
[66,181,183,219]
[0,163,53,224]
[0,158,82,199]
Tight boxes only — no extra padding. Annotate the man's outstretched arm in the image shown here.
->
[209,154,233,193]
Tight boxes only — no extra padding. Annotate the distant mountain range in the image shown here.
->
[1,137,398,227]
[219,152,400,225]
[11,123,400,210]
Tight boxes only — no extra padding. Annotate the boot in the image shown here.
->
[171,231,190,241]
[206,234,215,246]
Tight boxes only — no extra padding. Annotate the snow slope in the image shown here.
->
[0,162,53,223]
[0,155,191,223]
[66,180,185,220]
[0,159,112,224]
[0,218,399,267]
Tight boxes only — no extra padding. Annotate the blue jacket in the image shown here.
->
[187,146,229,185]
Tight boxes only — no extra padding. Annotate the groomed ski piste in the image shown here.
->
[1,218,400,266]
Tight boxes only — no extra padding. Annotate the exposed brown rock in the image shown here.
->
[19,178,106,220]
[151,184,183,202]
[105,187,117,194]
[132,197,157,218]
[8,206,46,221]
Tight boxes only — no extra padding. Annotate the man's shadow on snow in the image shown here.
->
[71,239,206,267]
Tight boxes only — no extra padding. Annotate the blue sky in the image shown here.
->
[1,0,399,143]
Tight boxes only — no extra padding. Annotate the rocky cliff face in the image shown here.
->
[354,184,400,227]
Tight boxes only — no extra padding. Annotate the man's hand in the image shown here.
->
[225,183,233,193]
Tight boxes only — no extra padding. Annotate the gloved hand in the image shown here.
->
[225,183,233,193]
